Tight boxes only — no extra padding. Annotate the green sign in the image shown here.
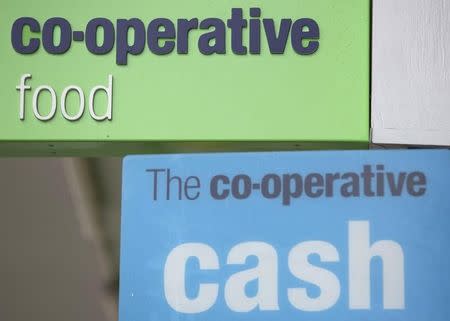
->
[0,0,369,155]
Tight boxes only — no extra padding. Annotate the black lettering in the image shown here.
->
[177,19,199,54]
[282,174,302,205]
[184,176,201,200]
[263,18,291,54]
[42,17,72,54]
[148,18,176,55]
[325,173,340,197]
[341,172,360,197]
[227,8,247,54]
[407,172,426,197]
[116,18,146,65]
[361,165,375,197]
[210,175,229,200]
[305,173,324,198]
[86,18,115,55]
[261,174,281,199]
[231,174,251,199]
[291,18,320,55]
[11,17,40,54]
[198,18,226,55]
[387,172,407,196]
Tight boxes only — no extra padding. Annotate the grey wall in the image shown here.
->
[0,159,112,321]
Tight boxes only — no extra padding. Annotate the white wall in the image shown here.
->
[372,0,450,146]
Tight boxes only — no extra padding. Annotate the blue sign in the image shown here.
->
[119,150,450,321]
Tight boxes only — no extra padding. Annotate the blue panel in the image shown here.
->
[119,150,450,321]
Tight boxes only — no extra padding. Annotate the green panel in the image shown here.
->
[0,0,370,155]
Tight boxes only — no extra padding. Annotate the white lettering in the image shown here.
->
[288,241,341,311]
[225,242,279,312]
[89,74,113,121]
[32,85,57,121]
[164,243,219,314]
[348,221,405,309]
[61,86,85,121]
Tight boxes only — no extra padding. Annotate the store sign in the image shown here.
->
[119,150,450,321]
[0,0,369,155]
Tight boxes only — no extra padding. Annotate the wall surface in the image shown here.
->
[0,159,112,321]
[372,0,450,146]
